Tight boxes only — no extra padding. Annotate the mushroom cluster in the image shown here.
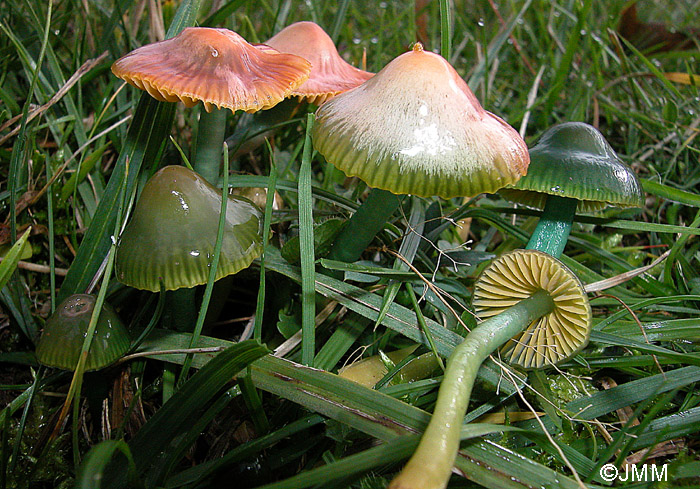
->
[112,22,371,184]
[112,22,372,114]
[109,23,646,489]
[111,22,372,291]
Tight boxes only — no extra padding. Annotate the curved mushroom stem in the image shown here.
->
[389,289,555,489]
[525,195,578,258]
[327,188,403,264]
[193,108,228,183]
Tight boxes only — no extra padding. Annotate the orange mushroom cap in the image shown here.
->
[112,27,312,113]
[313,43,529,199]
[264,21,373,105]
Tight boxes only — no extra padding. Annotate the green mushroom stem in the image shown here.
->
[525,194,578,258]
[391,249,592,488]
[192,108,228,183]
[389,290,554,489]
[327,188,403,263]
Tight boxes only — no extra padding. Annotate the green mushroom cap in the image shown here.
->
[36,294,130,371]
[116,165,264,292]
[501,122,644,212]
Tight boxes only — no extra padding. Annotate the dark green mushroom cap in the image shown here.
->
[501,122,644,212]
[36,294,129,371]
[116,165,264,292]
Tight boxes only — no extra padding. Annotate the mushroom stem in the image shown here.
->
[389,289,555,489]
[193,108,228,182]
[525,194,578,258]
[228,99,299,160]
[327,188,403,264]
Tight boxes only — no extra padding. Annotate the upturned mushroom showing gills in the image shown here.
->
[313,42,529,263]
[500,122,644,258]
[35,294,130,371]
[389,250,591,489]
[111,27,312,114]
[264,21,374,105]
[115,165,263,292]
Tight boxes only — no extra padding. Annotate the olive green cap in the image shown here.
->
[115,166,264,292]
[36,294,130,371]
[472,249,591,369]
[501,122,644,212]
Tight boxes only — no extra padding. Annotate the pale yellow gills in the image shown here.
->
[264,21,373,104]
[472,249,592,369]
[313,43,529,199]
[111,27,311,113]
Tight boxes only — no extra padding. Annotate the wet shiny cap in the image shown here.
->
[501,122,644,212]
[264,21,373,104]
[36,294,130,371]
[115,166,264,291]
[111,27,311,113]
[312,43,529,198]
[472,249,592,369]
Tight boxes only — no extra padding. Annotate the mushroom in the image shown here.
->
[500,122,644,257]
[228,21,374,165]
[312,43,529,263]
[35,294,130,371]
[264,21,374,105]
[111,27,311,113]
[115,165,264,292]
[112,26,312,183]
[389,249,592,489]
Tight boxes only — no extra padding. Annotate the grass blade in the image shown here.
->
[299,114,316,366]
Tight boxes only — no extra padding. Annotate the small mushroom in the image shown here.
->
[500,122,644,257]
[115,165,264,292]
[313,43,528,263]
[390,250,591,489]
[111,27,312,113]
[264,21,374,105]
[35,294,129,371]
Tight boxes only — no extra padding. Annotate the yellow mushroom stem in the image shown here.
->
[389,289,554,489]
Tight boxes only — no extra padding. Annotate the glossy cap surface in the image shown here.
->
[313,43,529,198]
[36,294,129,371]
[472,249,591,369]
[116,166,263,291]
[501,122,644,212]
[112,27,311,113]
[265,21,373,104]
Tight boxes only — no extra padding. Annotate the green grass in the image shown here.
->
[1,0,700,488]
